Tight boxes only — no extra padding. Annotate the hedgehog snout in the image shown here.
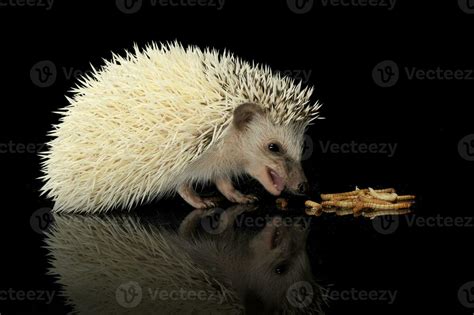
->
[284,161,308,195]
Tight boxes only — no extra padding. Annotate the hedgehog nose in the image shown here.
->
[297,182,309,195]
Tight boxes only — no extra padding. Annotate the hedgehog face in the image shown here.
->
[233,103,309,196]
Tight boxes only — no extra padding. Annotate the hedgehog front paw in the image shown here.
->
[186,198,217,209]
[178,184,219,209]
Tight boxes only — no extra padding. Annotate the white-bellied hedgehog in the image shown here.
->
[40,42,322,212]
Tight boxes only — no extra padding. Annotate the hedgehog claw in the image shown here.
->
[241,194,258,204]
[203,199,217,208]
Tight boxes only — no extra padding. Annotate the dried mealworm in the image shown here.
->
[305,207,322,216]
[368,187,398,202]
[361,202,412,210]
[352,201,368,214]
[321,189,366,200]
[304,200,322,210]
[358,195,392,205]
[396,195,416,201]
[331,195,360,201]
[322,200,356,208]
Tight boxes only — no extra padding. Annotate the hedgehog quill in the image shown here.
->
[40,42,323,212]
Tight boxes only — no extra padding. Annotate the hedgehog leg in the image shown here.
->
[178,183,217,209]
[215,177,258,204]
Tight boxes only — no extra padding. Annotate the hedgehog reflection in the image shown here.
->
[45,205,323,314]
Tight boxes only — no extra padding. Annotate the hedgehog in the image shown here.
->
[45,205,324,314]
[40,41,322,212]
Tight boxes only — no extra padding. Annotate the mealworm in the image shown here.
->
[331,195,360,201]
[352,201,367,214]
[361,202,412,210]
[322,200,356,208]
[304,200,322,210]
[321,189,366,200]
[397,195,416,201]
[305,207,322,216]
[321,187,396,200]
[368,187,398,202]
[358,195,392,205]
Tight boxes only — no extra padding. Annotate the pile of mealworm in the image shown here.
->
[304,187,415,219]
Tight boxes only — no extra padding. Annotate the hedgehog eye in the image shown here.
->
[268,143,280,153]
[274,263,289,275]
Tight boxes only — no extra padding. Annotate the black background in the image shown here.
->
[1,0,473,314]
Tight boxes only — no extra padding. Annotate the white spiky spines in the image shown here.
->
[40,42,322,213]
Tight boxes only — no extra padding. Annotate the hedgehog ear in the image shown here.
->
[233,103,264,130]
